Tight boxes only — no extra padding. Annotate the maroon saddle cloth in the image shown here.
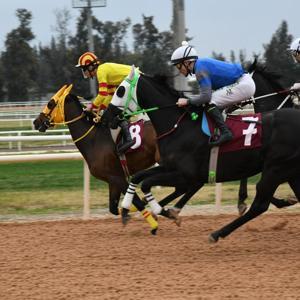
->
[207,113,262,153]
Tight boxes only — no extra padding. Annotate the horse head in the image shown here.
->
[109,65,140,113]
[33,84,74,132]
[247,61,293,112]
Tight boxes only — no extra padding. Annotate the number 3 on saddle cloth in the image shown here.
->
[117,119,145,152]
[202,112,262,152]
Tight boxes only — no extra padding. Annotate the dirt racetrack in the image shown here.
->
[0,211,300,300]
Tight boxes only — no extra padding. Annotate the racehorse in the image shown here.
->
[237,60,297,214]
[33,84,180,234]
[106,66,300,242]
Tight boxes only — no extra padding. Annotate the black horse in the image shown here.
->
[237,61,297,214]
[106,66,300,242]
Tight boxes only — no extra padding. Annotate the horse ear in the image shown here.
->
[52,85,68,102]
[128,65,135,81]
[63,84,73,97]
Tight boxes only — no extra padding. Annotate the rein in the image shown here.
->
[50,112,85,126]
[252,88,290,101]
[156,111,188,140]
[48,102,95,144]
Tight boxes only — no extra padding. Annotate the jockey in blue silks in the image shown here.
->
[171,41,256,147]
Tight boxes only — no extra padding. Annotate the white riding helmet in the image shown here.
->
[170,41,198,65]
[288,38,300,63]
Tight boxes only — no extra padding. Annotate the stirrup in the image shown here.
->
[117,140,135,154]
[209,133,233,147]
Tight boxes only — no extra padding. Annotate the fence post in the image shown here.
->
[215,183,222,210]
[17,132,22,151]
[83,160,90,219]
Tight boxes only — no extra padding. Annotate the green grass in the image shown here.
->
[0,161,294,217]
[0,161,109,215]
[0,161,105,191]
[0,160,261,191]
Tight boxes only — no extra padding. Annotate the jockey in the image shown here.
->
[170,41,256,147]
[288,38,300,91]
[288,38,300,64]
[75,52,135,154]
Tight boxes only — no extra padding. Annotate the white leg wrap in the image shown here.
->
[144,192,162,214]
[121,182,137,209]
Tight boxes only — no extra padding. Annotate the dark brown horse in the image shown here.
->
[33,85,164,233]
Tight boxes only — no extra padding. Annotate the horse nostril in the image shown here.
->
[38,126,46,133]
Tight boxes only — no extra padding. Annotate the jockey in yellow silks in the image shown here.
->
[75,52,136,154]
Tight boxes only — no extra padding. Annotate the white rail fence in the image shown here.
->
[0,134,91,220]
[0,135,223,220]
[0,129,71,150]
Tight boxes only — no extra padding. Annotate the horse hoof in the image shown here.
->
[208,232,219,243]
[174,216,182,227]
[151,212,158,221]
[287,196,298,205]
[151,227,158,235]
[160,208,182,226]
[122,215,131,226]
[238,203,247,216]
[121,208,131,226]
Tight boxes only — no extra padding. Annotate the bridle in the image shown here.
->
[41,84,95,144]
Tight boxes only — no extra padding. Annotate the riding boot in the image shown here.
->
[117,120,135,154]
[206,104,233,147]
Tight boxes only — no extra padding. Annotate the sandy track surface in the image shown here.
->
[0,209,300,300]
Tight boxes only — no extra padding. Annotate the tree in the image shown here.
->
[263,20,297,86]
[93,18,131,62]
[211,51,226,61]
[230,50,236,63]
[68,9,132,97]
[0,59,5,100]
[35,8,74,97]
[2,9,37,101]
[132,15,173,75]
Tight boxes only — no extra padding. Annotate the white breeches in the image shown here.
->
[210,73,256,108]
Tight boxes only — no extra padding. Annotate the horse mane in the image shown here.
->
[143,73,182,98]
[247,58,284,90]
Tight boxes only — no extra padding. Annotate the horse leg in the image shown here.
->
[108,182,122,215]
[209,172,280,243]
[158,187,187,207]
[238,178,248,215]
[139,171,185,215]
[238,179,296,214]
[265,178,299,208]
[286,178,300,203]
[131,194,159,235]
[121,166,166,225]
[173,182,205,211]
[109,176,158,234]
[140,171,195,226]
[269,196,298,208]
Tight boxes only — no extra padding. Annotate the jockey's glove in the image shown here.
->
[290,82,300,91]
[176,98,189,107]
[85,102,93,111]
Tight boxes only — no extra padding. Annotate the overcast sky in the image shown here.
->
[1,0,299,60]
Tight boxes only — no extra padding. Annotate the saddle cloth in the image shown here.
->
[202,112,262,153]
[117,119,145,153]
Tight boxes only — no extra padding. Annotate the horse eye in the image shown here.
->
[116,86,126,98]
[47,99,57,109]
